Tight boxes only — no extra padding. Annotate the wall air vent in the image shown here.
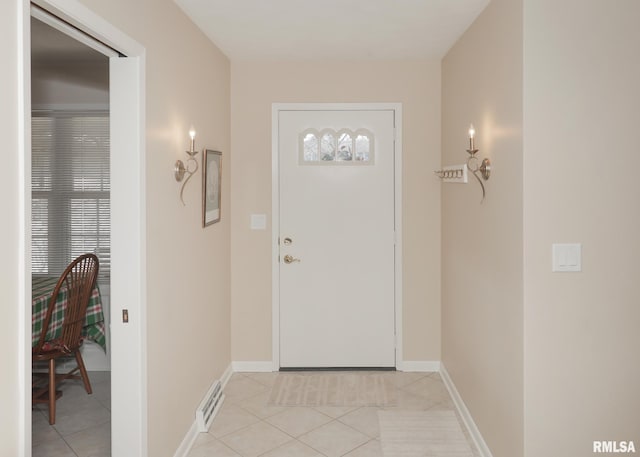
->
[195,379,225,432]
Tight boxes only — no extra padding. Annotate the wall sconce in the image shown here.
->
[175,127,199,206]
[466,124,491,201]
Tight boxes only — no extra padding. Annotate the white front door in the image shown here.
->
[278,108,396,368]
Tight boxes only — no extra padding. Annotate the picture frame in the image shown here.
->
[203,149,222,227]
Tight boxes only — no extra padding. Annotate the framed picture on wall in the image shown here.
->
[203,149,222,227]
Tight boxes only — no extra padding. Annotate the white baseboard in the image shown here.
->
[221,363,234,386]
[440,363,493,457]
[173,362,233,457]
[232,361,274,372]
[173,420,199,457]
[398,360,441,372]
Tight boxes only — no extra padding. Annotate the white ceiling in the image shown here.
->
[174,0,490,61]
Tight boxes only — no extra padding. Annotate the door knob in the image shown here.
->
[283,254,300,264]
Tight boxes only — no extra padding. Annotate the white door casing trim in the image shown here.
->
[109,55,147,457]
[271,103,403,370]
[20,1,147,455]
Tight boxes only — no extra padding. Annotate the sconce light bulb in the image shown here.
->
[188,127,196,154]
[468,124,477,152]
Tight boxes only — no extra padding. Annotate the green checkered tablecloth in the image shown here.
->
[32,276,106,351]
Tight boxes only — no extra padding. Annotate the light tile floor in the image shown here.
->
[188,371,480,457]
[31,370,479,457]
[32,371,111,457]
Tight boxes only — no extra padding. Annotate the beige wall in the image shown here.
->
[79,1,232,454]
[1,0,232,455]
[523,1,640,455]
[441,0,524,456]
[0,0,24,454]
[444,0,640,456]
[230,61,442,364]
[32,63,109,106]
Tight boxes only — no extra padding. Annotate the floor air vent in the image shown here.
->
[196,379,225,432]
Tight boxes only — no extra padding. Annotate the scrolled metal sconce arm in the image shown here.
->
[466,153,491,202]
[175,155,199,206]
[175,127,199,206]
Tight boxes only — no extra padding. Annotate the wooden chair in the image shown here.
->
[32,253,99,425]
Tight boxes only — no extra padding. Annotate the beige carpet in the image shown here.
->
[268,372,396,407]
[378,410,475,457]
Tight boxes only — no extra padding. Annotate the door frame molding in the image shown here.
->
[271,102,403,370]
[19,1,147,455]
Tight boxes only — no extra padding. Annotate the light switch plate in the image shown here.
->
[552,243,582,272]
[250,214,267,230]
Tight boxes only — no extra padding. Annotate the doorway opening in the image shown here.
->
[30,12,112,455]
[21,2,146,455]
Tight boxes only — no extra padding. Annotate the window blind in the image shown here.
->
[32,110,110,280]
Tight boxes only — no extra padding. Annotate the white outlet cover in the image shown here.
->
[552,243,582,272]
